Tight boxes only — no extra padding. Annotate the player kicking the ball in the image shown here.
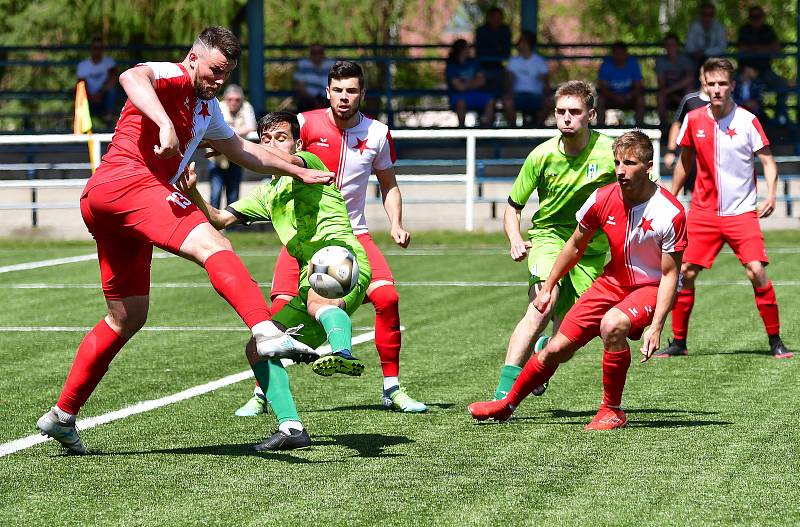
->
[469,131,687,430]
[180,111,371,450]
[489,80,615,401]
[35,27,334,455]
[657,57,792,359]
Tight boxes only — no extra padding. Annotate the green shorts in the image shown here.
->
[527,228,606,320]
[272,240,371,349]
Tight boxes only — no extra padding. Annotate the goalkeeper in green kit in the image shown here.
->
[179,111,371,451]
[489,81,615,401]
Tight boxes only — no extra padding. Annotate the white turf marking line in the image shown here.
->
[0,253,97,274]
[0,329,388,458]
[0,325,375,333]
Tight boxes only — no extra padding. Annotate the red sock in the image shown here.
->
[602,348,631,408]
[506,355,558,407]
[204,250,271,329]
[271,296,291,314]
[754,281,780,336]
[57,320,128,414]
[671,288,695,340]
[369,285,401,377]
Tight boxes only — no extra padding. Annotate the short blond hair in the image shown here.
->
[612,131,653,162]
[554,80,595,110]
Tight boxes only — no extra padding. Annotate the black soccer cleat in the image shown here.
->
[655,339,688,358]
[770,338,793,359]
[253,428,312,451]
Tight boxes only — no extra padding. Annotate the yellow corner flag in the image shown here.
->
[73,80,96,172]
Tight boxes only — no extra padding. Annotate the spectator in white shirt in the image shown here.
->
[75,38,118,124]
[294,44,335,112]
[685,3,728,68]
[503,31,549,126]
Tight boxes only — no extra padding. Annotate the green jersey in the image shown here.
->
[227,151,358,265]
[508,130,615,254]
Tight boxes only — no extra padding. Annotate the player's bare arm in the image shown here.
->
[672,147,693,195]
[207,134,334,185]
[534,224,592,313]
[503,204,531,262]
[375,167,411,248]
[664,121,682,169]
[756,146,778,218]
[640,251,682,362]
[176,162,238,230]
[118,65,179,159]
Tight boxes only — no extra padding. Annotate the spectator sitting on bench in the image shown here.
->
[76,38,118,126]
[294,44,335,112]
[597,41,645,126]
[656,33,695,128]
[734,64,767,120]
[446,39,495,128]
[503,30,549,127]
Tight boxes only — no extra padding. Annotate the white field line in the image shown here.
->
[0,329,386,458]
[5,279,800,290]
[3,246,800,275]
[0,325,375,332]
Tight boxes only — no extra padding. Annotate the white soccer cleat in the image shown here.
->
[36,407,86,455]
[254,325,319,363]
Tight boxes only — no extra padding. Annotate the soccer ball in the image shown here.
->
[308,246,359,299]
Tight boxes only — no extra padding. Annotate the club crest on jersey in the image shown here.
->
[606,215,616,226]
[587,163,598,180]
[696,129,706,138]
[316,137,330,148]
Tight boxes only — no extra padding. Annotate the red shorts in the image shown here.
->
[683,208,768,269]
[270,232,394,300]
[558,275,659,348]
[80,171,208,300]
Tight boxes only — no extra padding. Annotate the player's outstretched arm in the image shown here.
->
[118,65,178,159]
[376,168,411,248]
[503,203,530,262]
[176,162,238,230]
[756,146,778,218]
[671,148,693,196]
[640,251,682,362]
[207,135,334,185]
[534,225,592,313]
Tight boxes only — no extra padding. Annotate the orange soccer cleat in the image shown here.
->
[585,406,628,431]
[468,399,514,422]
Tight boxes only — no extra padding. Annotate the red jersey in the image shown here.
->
[577,183,687,287]
[89,62,234,189]
[677,104,769,216]
[298,109,396,234]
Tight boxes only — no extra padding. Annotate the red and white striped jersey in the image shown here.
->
[678,104,769,216]
[298,109,396,234]
[92,62,234,188]
[577,183,687,287]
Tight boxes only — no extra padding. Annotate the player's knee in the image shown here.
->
[369,284,399,311]
[681,264,700,287]
[599,311,630,345]
[107,304,148,337]
[745,261,767,285]
[539,343,574,366]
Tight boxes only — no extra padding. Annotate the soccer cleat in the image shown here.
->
[234,394,269,417]
[36,407,86,455]
[584,406,628,431]
[311,350,364,377]
[655,339,688,358]
[382,387,428,413]
[770,339,793,359]
[254,324,319,363]
[468,399,514,423]
[253,428,312,451]
[531,335,550,396]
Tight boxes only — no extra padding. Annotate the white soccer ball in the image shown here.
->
[308,246,359,299]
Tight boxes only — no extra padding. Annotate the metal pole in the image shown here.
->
[246,0,265,117]
[521,0,539,51]
[27,167,37,227]
[465,135,476,231]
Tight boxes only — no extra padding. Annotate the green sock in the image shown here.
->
[251,359,300,424]
[317,306,352,355]
[494,364,523,400]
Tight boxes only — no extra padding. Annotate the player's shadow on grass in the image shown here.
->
[313,433,414,458]
[316,403,454,412]
[702,349,774,356]
[514,407,733,429]
[98,444,332,464]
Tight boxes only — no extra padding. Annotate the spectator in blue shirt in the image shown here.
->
[446,39,495,127]
[474,6,511,98]
[597,41,645,125]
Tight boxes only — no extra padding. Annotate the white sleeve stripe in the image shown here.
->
[141,62,183,80]
[676,114,689,145]
[575,189,598,223]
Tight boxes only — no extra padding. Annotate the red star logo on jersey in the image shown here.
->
[198,102,210,119]
[354,137,371,155]
[639,217,654,234]
[725,127,737,138]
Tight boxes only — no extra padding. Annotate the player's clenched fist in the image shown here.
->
[509,240,532,262]
[391,225,411,248]
[154,123,180,159]
[299,168,335,185]
[533,287,552,314]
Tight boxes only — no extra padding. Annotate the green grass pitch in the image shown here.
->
[0,231,798,526]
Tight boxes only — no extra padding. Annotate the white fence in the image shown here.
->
[0,129,662,231]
